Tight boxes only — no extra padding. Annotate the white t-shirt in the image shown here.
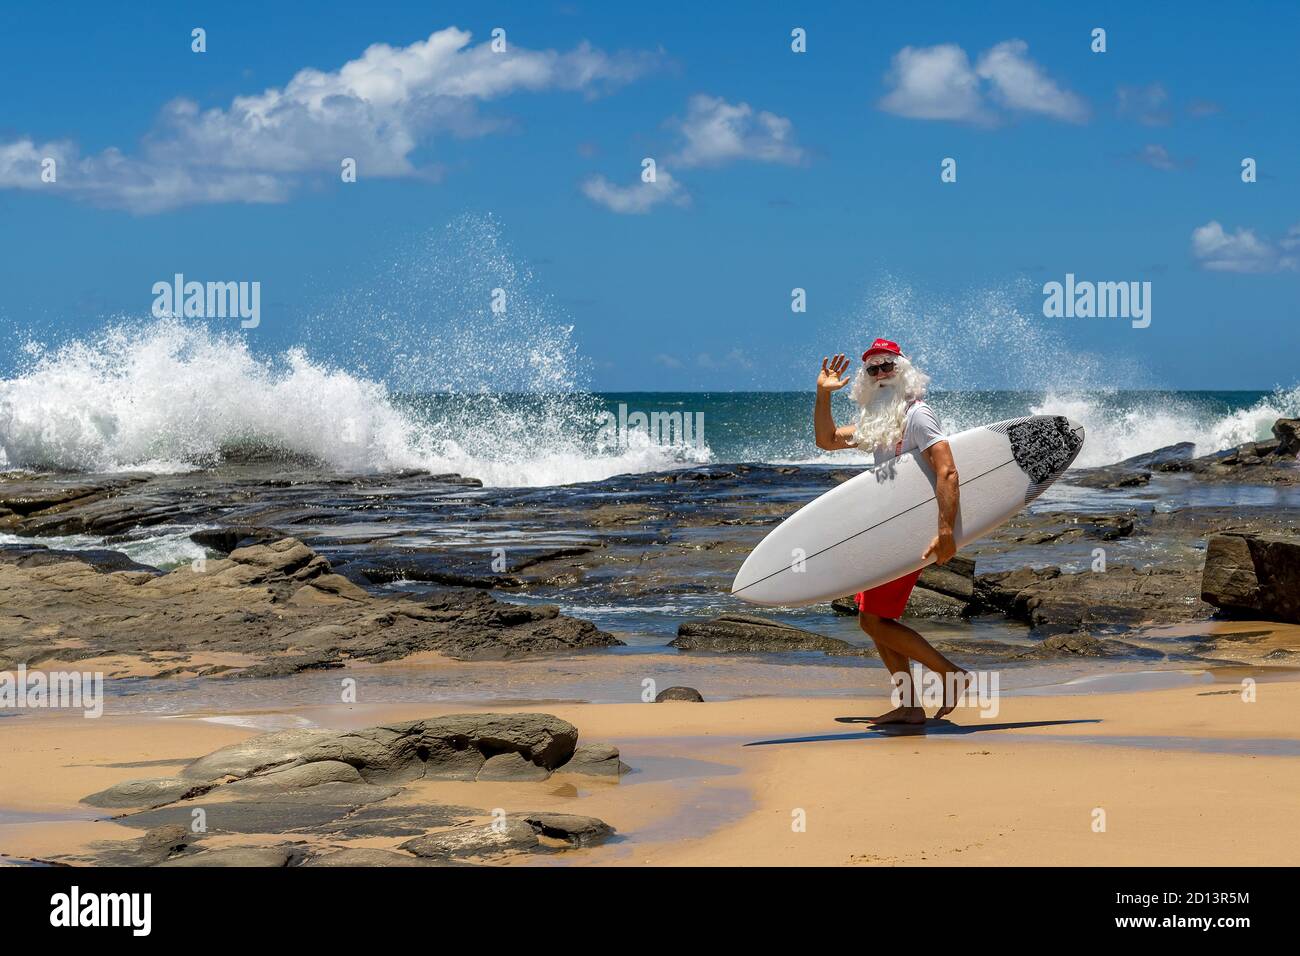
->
[863,400,946,465]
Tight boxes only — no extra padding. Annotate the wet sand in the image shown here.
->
[3,669,1297,866]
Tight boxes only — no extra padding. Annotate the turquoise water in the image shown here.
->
[587,389,1289,468]
[387,387,1296,484]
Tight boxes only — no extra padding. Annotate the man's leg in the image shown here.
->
[859,611,925,724]
[861,612,970,720]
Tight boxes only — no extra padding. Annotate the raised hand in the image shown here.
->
[817,354,852,392]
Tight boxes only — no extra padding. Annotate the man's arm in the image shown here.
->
[921,439,959,565]
[814,354,858,451]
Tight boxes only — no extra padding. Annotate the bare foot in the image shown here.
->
[933,670,973,721]
[867,706,927,725]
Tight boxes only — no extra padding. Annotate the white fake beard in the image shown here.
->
[851,372,909,451]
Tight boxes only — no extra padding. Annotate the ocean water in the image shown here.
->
[2,217,1297,486]
[0,316,1294,488]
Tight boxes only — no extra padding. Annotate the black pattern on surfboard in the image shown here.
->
[1006,416,1085,484]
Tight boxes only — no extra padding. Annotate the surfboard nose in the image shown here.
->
[1066,417,1086,444]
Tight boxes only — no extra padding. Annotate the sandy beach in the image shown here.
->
[3,659,1297,867]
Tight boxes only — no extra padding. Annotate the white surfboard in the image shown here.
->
[731,415,1085,607]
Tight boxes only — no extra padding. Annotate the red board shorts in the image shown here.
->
[854,568,923,620]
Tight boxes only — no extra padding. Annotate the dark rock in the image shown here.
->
[1202,533,1300,622]
[156,846,297,867]
[137,825,194,860]
[903,586,970,619]
[0,538,620,676]
[180,728,336,781]
[556,742,630,777]
[1007,565,1211,630]
[972,566,1062,613]
[302,848,445,867]
[340,552,524,590]
[655,686,705,702]
[831,596,858,615]
[1274,419,1300,457]
[673,615,862,655]
[476,752,551,782]
[1071,468,1152,489]
[181,713,579,786]
[1113,442,1197,470]
[917,556,976,601]
[189,526,282,553]
[399,811,615,860]
[122,800,362,835]
[0,543,159,575]
[1201,534,1259,612]
[311,804,482,838]
[400,820,540,860]
[81,777,215,809]
[509,812,615,847]
[220,760,364,793]
[1016,632,1161,659]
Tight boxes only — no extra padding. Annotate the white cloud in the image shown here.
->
[976,41,1088,123]
[878,44,989,123]
[0,27,660,213]
[581,169,688,214]
[878,39,1086,125]
[1191,221,1299,273]
[670,95,805,167]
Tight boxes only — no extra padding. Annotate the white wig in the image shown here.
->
[849,354,930,451]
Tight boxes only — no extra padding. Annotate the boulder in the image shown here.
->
[1072,469,1151,489]
[509,812,616,847]
[655,686,705,703]
[181,713,579,786]
[1015,632,1162,659]
[221,760,364,793]
[1007,565,1211,629]
[81,776,213,809]
[156,846,296,867]
[401,820,540,860]
[917,555,976,601]
[180,728,336,781]
[672,615,863,655]
[0,544,159,575]
[972,566,1062,613]
[1114,442,1197,470]
[1202,533,1300,623]
[556,742,630,777]
[1272,419,1300,457]
[903,587,970,619]
[476,752,551,782]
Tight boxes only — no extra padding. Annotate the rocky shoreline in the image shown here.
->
[55,713,625,867]
[1,419,1298,678]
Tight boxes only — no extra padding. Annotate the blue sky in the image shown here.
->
[1,0,1297,391]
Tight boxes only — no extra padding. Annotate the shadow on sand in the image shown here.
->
[744,718,1101,747]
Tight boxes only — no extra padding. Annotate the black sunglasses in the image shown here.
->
[865,361,896,376]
